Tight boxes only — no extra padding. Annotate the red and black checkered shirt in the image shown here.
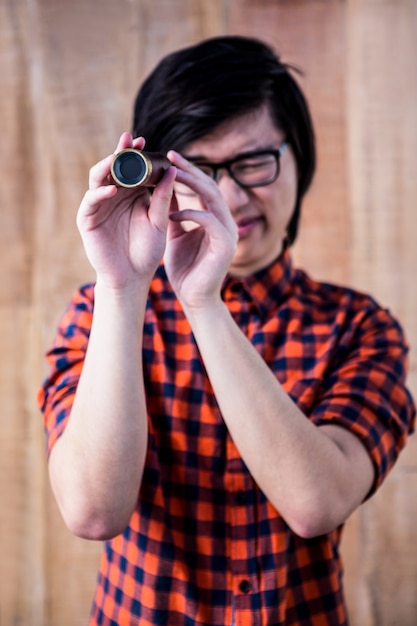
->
[38,251,415,625]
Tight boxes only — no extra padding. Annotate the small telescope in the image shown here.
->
[111,149,170,188]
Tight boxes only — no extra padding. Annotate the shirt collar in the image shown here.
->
[222,250,294,318]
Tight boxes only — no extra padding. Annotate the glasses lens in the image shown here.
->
[174,150,281,196]
[231,153,278,186]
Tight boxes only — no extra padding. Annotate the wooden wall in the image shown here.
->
[1,0,416,624]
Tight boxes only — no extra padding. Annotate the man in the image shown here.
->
[38,36,415,625]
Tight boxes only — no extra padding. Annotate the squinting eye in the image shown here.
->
[195,164,215,178]
[235,157,275,172]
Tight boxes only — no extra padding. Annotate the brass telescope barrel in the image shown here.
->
[111,149,170,188]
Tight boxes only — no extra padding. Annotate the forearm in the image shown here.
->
[184,299,374,537]
[49,281,149,540]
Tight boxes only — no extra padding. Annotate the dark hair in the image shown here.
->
[132,35,316,245]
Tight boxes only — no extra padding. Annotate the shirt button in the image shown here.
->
[239,579,251,594]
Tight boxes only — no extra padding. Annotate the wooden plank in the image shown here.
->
[0,1,46,623]
[1,0,416,624]
[344,1,417,623]
[229,0,352,285]
[26,1,230,624]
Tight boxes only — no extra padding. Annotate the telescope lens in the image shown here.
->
[112,151,147,186]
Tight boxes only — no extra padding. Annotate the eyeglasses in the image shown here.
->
[174,143,288,197]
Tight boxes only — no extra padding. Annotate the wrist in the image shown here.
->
[94,277,150,311]
[181,297,229,327]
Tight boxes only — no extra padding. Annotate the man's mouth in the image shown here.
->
[236,216,263,238]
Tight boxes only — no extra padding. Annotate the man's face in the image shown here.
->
[176,105,298,277]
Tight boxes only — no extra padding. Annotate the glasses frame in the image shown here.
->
[185,142,289,190]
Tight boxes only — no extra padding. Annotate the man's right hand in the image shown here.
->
[76,132,177,291]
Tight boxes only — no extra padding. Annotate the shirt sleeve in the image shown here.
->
[310,301,416,496]
[37,284,94,455]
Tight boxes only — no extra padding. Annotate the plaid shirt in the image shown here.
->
[38,251,415,625]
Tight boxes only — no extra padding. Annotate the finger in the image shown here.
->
[147,166,177,229]
[89,135,147,190]
[168,150,216,195]
[114,132,146,154]
[166,191,189,240]
[170,208,236,246]
[168,150,235,229]
[89,154,117,190]
[132,136,146,151]
[114,132,133,154]
[88,133,133,190]
[77,185,118,222]
[170,208,218,228]
[167,207,199,241]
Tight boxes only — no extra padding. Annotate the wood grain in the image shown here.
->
[1,1,416,624]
